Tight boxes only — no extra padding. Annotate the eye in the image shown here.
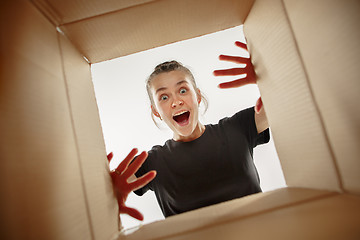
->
[180,88,187,94]
[160,95,168,101]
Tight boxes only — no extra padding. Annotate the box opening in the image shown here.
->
[91,25,285,230]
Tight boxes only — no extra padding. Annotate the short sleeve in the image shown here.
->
[133,154,152,196]
[228,107,270,148]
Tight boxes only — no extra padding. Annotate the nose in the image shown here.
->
[171,99,184,108]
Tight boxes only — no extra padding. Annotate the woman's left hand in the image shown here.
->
[213,41,263,114]
[213,41,256,89]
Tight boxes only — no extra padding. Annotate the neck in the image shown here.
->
[173,122,205,142]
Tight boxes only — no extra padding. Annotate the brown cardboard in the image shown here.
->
[59,33,119,239]
[152,192,360,240]
[0,0,92,238]
[121,188,336,240]
[33,0,254,63]
[1,0,360,239]
[244,0,341,192]
[283,0,360,195]
[32,0,155,25]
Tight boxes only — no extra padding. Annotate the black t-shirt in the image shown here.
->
[134,107,270,217]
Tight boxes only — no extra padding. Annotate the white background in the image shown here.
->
[91,25,286,230]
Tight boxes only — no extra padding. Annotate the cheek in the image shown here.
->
[156,102,169,115]
[187,94,199,106]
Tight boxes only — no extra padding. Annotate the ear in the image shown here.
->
[197,89,202,104]
[151,105,161,119]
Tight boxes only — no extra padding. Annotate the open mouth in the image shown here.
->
[173,111,190,126]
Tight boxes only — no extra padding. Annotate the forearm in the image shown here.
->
[255,106,269,134]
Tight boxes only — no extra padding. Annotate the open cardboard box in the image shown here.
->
[1,0,359,239]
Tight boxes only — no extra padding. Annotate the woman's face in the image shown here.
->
[150,70,202,141]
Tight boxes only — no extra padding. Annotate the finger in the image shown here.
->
[120,206,144,221]
[218,77,256,89]
[107,152,113,162]
[255,97,263,114]
[116,148,138,174]
[213,67,247,76]
[235,41,248,51]
[218,55,249,64]
[129,170,157,191]
[122,151,148,179]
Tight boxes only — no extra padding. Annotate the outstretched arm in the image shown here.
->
[213,41,269,133]
[107,148,156,221]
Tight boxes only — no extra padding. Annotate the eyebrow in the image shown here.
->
[155,80,188,95]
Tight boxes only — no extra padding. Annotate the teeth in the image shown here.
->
[173,110,188,117]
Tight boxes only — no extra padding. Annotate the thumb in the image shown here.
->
[120,206,144,221]
[255,97,263,114]
[107,152,114,162]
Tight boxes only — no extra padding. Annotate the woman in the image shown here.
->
[108,41,269,221]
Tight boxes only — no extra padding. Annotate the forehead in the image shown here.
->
[150,70,193,93]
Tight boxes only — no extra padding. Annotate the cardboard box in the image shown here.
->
[1,0,359,239]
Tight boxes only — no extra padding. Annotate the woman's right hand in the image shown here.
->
[107,148,156,221]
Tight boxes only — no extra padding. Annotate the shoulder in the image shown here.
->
[219,107,255,129]
[148,139,174,160]
[218,107,269,147]
[149,139,173,152]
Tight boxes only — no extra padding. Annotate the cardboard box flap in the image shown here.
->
[283,0,360,195]
[147,193,360,240]
[32,0,155,26]
[0,1,92,238]
[122,188,335,240]
[59,33,119,240]
[37,0,254,63]
[245,0,360,195]
[244,0,343,192]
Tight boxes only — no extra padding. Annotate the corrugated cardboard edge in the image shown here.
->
[283,0,360,195]
[58,31,120,239]
[243,0,342,192]
[58,0,254,63]
[30,0,62,26]
[120,188,337,240]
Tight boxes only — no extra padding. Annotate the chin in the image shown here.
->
[176,125,196,138]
